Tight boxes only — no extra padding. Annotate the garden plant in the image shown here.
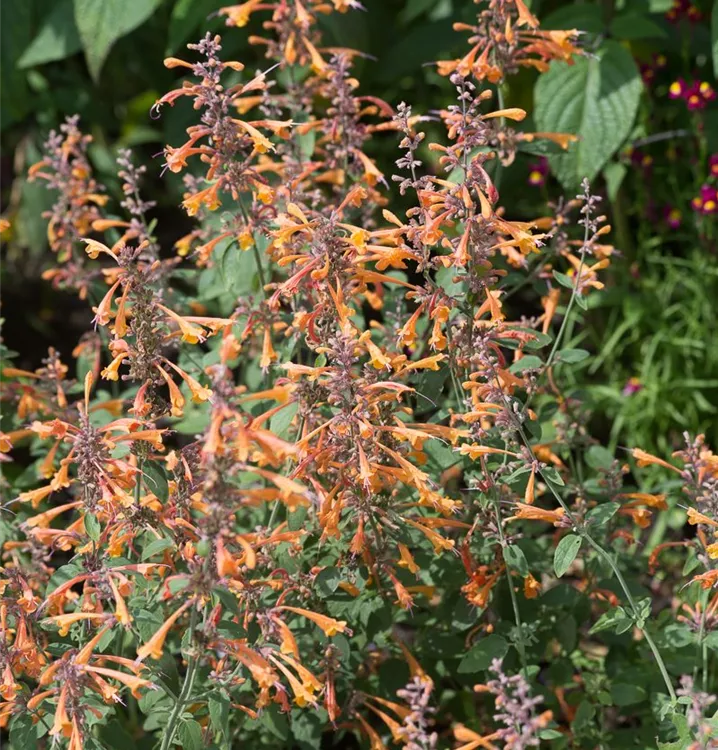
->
[1,0,718,748]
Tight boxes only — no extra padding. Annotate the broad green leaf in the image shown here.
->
[603,161,627,202]
[19,0,82,68]
[208,693,230,736]
[554,534,581,577]
[73,0,163,82]
[177,719,203,750]
[315,566,341,596]
[541,4,604,32]
[503,545,529,577]
[457,634,508,673]
[713,0,718,77]
[0,0,34,129]
[535,41,642,190]
[610,12,667,39]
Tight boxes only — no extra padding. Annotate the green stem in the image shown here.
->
[535,458,677,702]
[160,604,200,750]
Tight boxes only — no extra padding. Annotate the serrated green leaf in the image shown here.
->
[535,41,642,189]
[208,693,230,736]
[177,719,203,750]
[73,0,163,82]
[554,534,581,577]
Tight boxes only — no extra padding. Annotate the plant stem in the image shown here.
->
[160,603,200,750]
[535,458,677,702]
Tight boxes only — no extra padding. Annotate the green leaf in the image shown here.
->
[0,0,34,129]
[610,683,647,706]
[610,12,667,39]
[557,348,590,364]
[585,445,614,470]
[9,713,37,749]
[508,355,543,373]
[269,401,298,440]
[18,0,82,68]
[552,270,574,289]
[143,461,169,503]
[589,606,632,634]
[541,3,604,33]
[457,634,508,673]
[85,512,101,542]
[503,545,529,577]
[141,537,175,561]
[542,466,565,487]
[177,719,203,750]
[73,0,163,82]
[219,240,257,294]
[554,534,581,577]
[713,0,718,77]
[535,41,642,190]
[603,161,627,202]
[315,567,341,596]
[586,502,620,527]
[208,693,230,736]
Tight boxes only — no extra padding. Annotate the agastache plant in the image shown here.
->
[2,1,717,748]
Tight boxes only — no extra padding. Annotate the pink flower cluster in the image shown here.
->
[669,79,716,111]
[666,0,702,23]
[692,184,718,216]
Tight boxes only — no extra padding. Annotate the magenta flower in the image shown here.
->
[692,185,718,215]
[527,157,548,187]
[622,377,643,397]
[663,206,682,229]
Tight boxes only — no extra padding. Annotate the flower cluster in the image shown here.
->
[669,78,716,111]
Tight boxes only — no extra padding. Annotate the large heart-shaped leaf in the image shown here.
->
[73,0,163,82]
[535,41,642,190]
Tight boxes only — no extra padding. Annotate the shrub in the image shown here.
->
[1,1,718,748]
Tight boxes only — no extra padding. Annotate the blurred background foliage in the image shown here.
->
[2,0,718,457]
